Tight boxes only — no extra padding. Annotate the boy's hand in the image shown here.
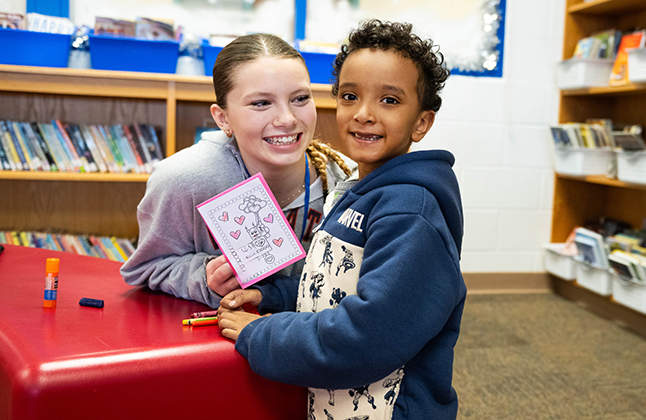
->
[217,309,265,341]
[219,288,263,310]
[206,255,240,296]
[217,289,265,341]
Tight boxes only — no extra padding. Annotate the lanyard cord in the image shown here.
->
[302,153,310,242]
[241,152,310,242]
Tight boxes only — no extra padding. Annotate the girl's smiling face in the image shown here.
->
[336,48,435,179]
[211,56,316,174]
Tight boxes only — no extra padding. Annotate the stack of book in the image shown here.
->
[549,120,614,149]
[0,231,136,262]
[0,120,164,173]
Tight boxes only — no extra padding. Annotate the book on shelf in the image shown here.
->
[610,30,646,86]
[0,230,137,262]
[549,122,612,149]
[0,119,164,174]
[26,12,75,35]
[574,227,608,269]
[134,17,175,41]
[3,121,29,170]
[94,16,136,37]
[572,29,622,60]
[0,12,26,29]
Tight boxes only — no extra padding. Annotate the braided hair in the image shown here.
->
[306,140,353,195]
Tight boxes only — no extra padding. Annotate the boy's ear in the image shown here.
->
[411,110,435,143]
[210,104,230,132]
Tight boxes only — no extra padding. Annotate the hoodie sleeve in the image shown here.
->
[120,158,224,308]
[234,205,465,389]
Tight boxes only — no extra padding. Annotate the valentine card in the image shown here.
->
[197,173,306,288]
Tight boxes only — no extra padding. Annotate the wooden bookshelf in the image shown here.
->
[551,0,646,336]
[0,65,339,237]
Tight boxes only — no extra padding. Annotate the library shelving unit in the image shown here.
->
[0,64,340,239]
[551,0,646,337]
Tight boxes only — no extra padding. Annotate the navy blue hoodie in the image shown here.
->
[237,150,466,420]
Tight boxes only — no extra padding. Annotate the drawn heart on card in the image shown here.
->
[230,230,241,240]
[272,238,283,247]
[263,214,273,223]
[219,212,229,222]
[234,216,245,225]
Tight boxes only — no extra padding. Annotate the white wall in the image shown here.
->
[4,0,566,273]
[416,0,565,273]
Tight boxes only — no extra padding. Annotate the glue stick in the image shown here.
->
[44,258,60,308]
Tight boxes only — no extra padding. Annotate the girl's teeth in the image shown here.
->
[264,135,298,145]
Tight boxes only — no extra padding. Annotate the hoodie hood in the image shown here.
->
[352,149,463,255]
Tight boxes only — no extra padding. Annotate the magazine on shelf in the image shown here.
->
[574,227,608,269]
[94,16,136,37]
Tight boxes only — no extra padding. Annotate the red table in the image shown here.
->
[0,244,306,420]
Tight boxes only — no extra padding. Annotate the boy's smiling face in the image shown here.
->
[336,48,435,179]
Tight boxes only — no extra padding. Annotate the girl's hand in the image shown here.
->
[206,255,240,296]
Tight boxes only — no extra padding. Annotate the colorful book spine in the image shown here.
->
[110,125,138,173]
[54,119,84,172]
[0,131,11,170]
[132,124,154,171]
[48,122,78,172]
[98,125,125,172]
[110,237,129,261]
[21,122,50,171]
[88,125,118,173]
[28,122,57,171]
[4,121,29,170]
[11,121,39,171]
[78,125,107,173]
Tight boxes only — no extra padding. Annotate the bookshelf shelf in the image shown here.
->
[561,83,646,96]
[568,0,646,16]
[552,0,646,334]
[557,173,646,191]
[0,65,340,238]
[0,171,150,182]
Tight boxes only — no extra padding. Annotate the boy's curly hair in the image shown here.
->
[331,19,450,112]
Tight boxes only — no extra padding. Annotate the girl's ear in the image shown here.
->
[210,104,230,133]
[411,110,435,143]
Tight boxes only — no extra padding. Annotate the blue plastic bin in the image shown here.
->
[202,45,223,77]
[300,51,336,84]
[0,27,71,68]
[89,34,180,74]
[202,46,335,84]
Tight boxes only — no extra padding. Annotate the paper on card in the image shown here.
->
[197,173,305,288]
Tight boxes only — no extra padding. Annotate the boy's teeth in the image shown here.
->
[355,133,381,141]
[264,134,298,145]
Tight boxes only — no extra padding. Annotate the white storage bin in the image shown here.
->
[611,274,646,315]
[627,48,646,83]
[575,260,613,296]
[543,243,577,280]
[616,150,646,185]
[556,59,614,89]
[554,148,616,176]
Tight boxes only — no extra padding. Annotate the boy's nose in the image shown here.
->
[354,103,374,124]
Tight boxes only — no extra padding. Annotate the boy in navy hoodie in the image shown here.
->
[217,19,466,420]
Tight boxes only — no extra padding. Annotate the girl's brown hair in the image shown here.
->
[212,33,306,110]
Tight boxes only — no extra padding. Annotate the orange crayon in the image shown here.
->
[182,316,218,327]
